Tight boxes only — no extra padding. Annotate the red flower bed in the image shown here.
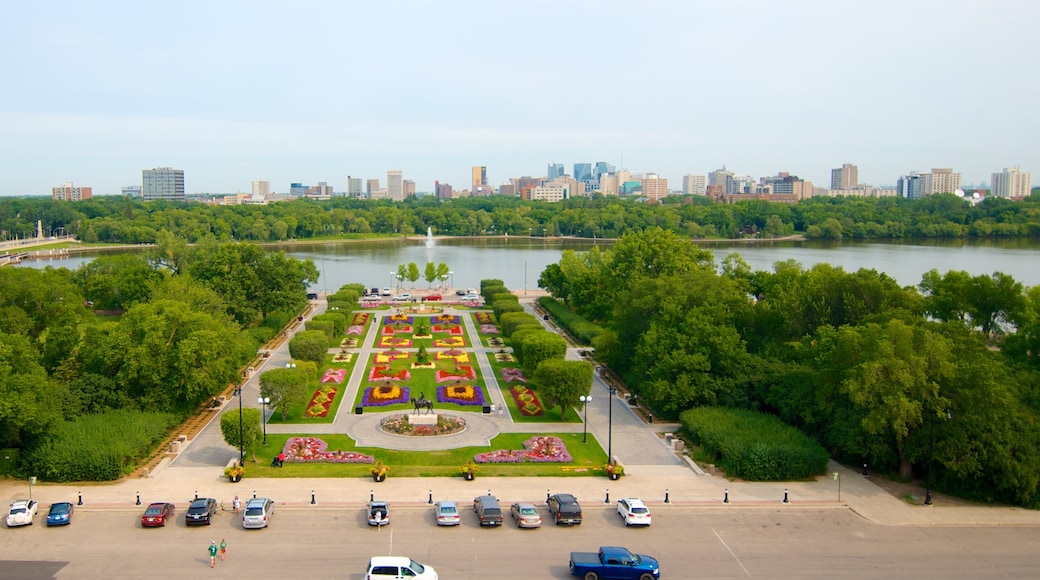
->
[305,386,337,417]
[432,324,463,335]
[369,364,411,382]
[475,312,492,324]
[352,313,370,325]
[509,385,544,416]
[435,366,476,382]
[282,437,373,464]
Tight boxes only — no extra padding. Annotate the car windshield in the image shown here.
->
[145,506,164,515]
[245,507,264,516]
[409,560,425,573]
[188,501,208,511]
[521,507,538,515]
[50,505,69,514]
[439,506,456,514]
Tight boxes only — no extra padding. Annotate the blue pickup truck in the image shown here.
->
[568,546,660,580]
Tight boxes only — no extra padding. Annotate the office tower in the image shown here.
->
[548,163,564,180]
[366,179,380,196]
[897,172,928,200]
[573,163,592,182]
[251,180,270,197]
[142,167,185,201]
[991,166,1031,198]
[709,167,733,186]
[594,161,615,179]
[434,180,454,200]
[290,183,308,196]
[830,163,858,190]
[51,182,92,201]
[121,185,141,197]
[307,182,333,198]
[682,174,706,195]
[403,180,415,197]
[471,166,487,188]
[929,168,961,195]
[387,170,404,200]
[347,176,362,197]
[641,174,669,201]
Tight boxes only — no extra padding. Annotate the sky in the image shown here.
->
[2,0,1038,197]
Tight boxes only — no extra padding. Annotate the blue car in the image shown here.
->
[46,502,74,526]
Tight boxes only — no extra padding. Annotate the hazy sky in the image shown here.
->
[2,0,1037,196]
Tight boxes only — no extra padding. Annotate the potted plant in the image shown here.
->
[223,465,244,483]
[371,461,390,482]
[605,461,624,480]
[460,460,479,481]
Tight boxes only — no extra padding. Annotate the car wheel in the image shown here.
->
[625,520,630,527]
[639,574,655,580]
[584,572,599,580]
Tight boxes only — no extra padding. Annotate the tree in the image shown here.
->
[533,359,593,420]
[220,407,263,462]
[406,262,421,287]
[424,262,437,287]
[513,330,567,376]
[259,367,309,421]
[0,333,62,447]
[288,330,328,366]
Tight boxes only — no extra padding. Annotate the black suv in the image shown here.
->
[473,495,504,527]
[547,493,582,525]
[185,498,217,526]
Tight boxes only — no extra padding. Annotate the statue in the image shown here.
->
[410,393,434,415]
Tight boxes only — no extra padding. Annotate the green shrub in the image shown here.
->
[305,319,335,341]
[537,296,603,345]
[289,330,329,365]
[23,410,178,482]
[312,312,347,336]
[482,285,508,301]
[493,300,525,320]
[500,312,541,337]
[680,407,828,481]
[480,279,504,293]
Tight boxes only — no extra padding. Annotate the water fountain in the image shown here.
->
[425,226,434,248]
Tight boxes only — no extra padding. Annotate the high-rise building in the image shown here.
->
[991,166,1031,199]
[682,174,706,195]
[830,163,858,190]
[142,167,185,201]
[51,182,92,201]
[122,185,141,197]
[709,167,734,186]
[594,162,615,179]
[548,163,564,180]
[471,166,487,188]
[434,180,454,200]
[641,174,669,201]
[347,176,362,197]
[251,180,270,197]
[897,172,928,200]
[387,170,404,200]
[290,182,308,196]
[929,168,961,195]
[366,179,380,196]
[403,180,415,197]
[306,182,333,199]
[573,163,592,182]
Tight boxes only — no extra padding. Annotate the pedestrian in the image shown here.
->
[208,541,219,568]
[232,495,240,513]
[220,539,227,561]
[374,510,382,530]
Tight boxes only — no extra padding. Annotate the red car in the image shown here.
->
[141,502,175,527]
[424,294,442,301]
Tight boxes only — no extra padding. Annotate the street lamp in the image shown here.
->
[607,385,617,462]
[258,397,271,445]
[580,395,592,443]
[448,270,454,290]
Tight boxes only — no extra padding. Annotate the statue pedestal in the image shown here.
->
[409,413,438,426]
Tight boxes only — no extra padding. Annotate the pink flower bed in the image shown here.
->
[480,324,499,334]
[346,325,365,335]
[500,368,527,383]
[281,437,374,464]
[321,368,346,383]
[435,366,476,382]
[473,436,572,464]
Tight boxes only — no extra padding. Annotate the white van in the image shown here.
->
[365,556,438,579]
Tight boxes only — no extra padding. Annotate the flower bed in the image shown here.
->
[282,437,374,464]
[305,386,337,417]
[382,325,413,335]
[509,385,544,416]
[501,368,527,383]
[480,324,499,334]
[321,368,346,384]
[388,314,413,323]
[493,352,514,362]
[475,312,492,324]
[473,436,571,464]
[434,336,465,348]
[352,313,370,325]
[346,325,365,335]
[375,350,409,363]
[435,349,469,363]
[434,314,460,324]
[369,364,411,382]
[488,337,505,347]
[435,366,476,382]
[332,352,353,363]
[363,385,410,406]
[437,384,486,406]
[379,336,412,348]
[432,324,463,335]
[379,414,466,436]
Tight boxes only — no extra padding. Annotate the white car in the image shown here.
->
[7,499,38,527]
[391,293,411,302]
[242,497,274,529]
[366,556,438,580]
[434,500,460,526]
[461,293,480,300]
[617,497,652,527]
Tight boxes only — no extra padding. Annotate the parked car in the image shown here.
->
[462,293,480,300]
[424,293,442,301]
[510,502,542,528]
[361,294,381,302]
[141,502,175,527]
[569,546,660,580]
[381,288,392,296]
[455,289,468,296]
[306,292,318,300]
[6,499,37,527]
[547,493,582,525]
[368,500,389,526]
[46,502,74,526]
[472,495,504,527]
[185,497,217,526]
[365,556,438,580]
[434,501,460,526]
[391,293,411,302]
[242,497,274,529]
[616,497,652,527]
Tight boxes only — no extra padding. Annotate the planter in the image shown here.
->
[608,473,620,481]
[372,473,387,483]
[463,472,475,481]
[228,474,242,483]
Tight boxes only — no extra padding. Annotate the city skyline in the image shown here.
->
[2,1,1037,197]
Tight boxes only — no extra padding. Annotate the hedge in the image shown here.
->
[537,296,603,345]
[680,407,828,481]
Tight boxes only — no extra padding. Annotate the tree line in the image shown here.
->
[4,192,1040,245]
[540,227,1040,508]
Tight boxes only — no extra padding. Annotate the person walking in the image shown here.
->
[208,541,219,568]
[232,496,240,513]
[220,539,227,561]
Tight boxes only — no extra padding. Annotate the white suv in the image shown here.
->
[242,497,274,529]
[617,497,651,526]
[366,556,438,579]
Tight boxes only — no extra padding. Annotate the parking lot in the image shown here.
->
[4,504,1040,578]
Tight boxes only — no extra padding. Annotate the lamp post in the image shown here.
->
[235,385,244,463]
[607,385,617,462]
[524,259,528,296]
[580,395,592,443]
[389,271,396,291]
[258,397,270,445]
[449,270,454,290]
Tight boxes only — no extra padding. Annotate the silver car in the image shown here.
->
[242,498,274,529]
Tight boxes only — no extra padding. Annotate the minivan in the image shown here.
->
[473,495,504,527]
[242,497,274,529]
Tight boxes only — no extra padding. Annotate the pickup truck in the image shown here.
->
[569,546,660,580]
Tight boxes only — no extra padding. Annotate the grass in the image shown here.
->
[244,432,608,478]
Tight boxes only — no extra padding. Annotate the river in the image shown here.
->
[15,236,1040,291]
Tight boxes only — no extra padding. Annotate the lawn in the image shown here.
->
[267,353,359,425]
[355,352,490,412]
[244,432,608,478]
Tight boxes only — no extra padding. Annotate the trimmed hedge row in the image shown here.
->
[536,296,602,345]
[680,407,828,481]
[24,410,178,482]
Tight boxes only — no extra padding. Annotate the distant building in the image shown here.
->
[366,179,380,196]
[594,161,615,180]
[599,173,619,196]
[387,170,404,200]
[306,182,333,200]
[573,163,592,182]
[471,166,487,190]
[897,172,928,200]
[251,180,270,197]
[929,168,962,195]
[530,184,569,202]
[499,182,515,197]
[641,174,669,201]
[51,182,92,201]
[991,166,1031,199]
[547,163,564,180]
[403,179,416,197]
[347,176,362,197]
[290,182,308,197]
[682,174,706,195]
[434,180,454,200]
[815,186,898,198]
[142,167,185,201]
[122,185,141,197]
[830,163,859,190]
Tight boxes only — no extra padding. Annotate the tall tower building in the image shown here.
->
[251,180,270,197]
[347,176,362,197]
[471,166,487,189]
[573,163,592,182]
[593,162,615,179]
[830,163,858,190]
[387,170,404,200]
[991,166,1031,199]
[641,174,669,201]
[366,179,380,196]
[929,168,962,195]
[548,163,564,180]
[897,172,928,200]
[682,174,706,195]
[142,167,185,201]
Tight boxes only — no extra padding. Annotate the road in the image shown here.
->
[3,506,1039,579]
